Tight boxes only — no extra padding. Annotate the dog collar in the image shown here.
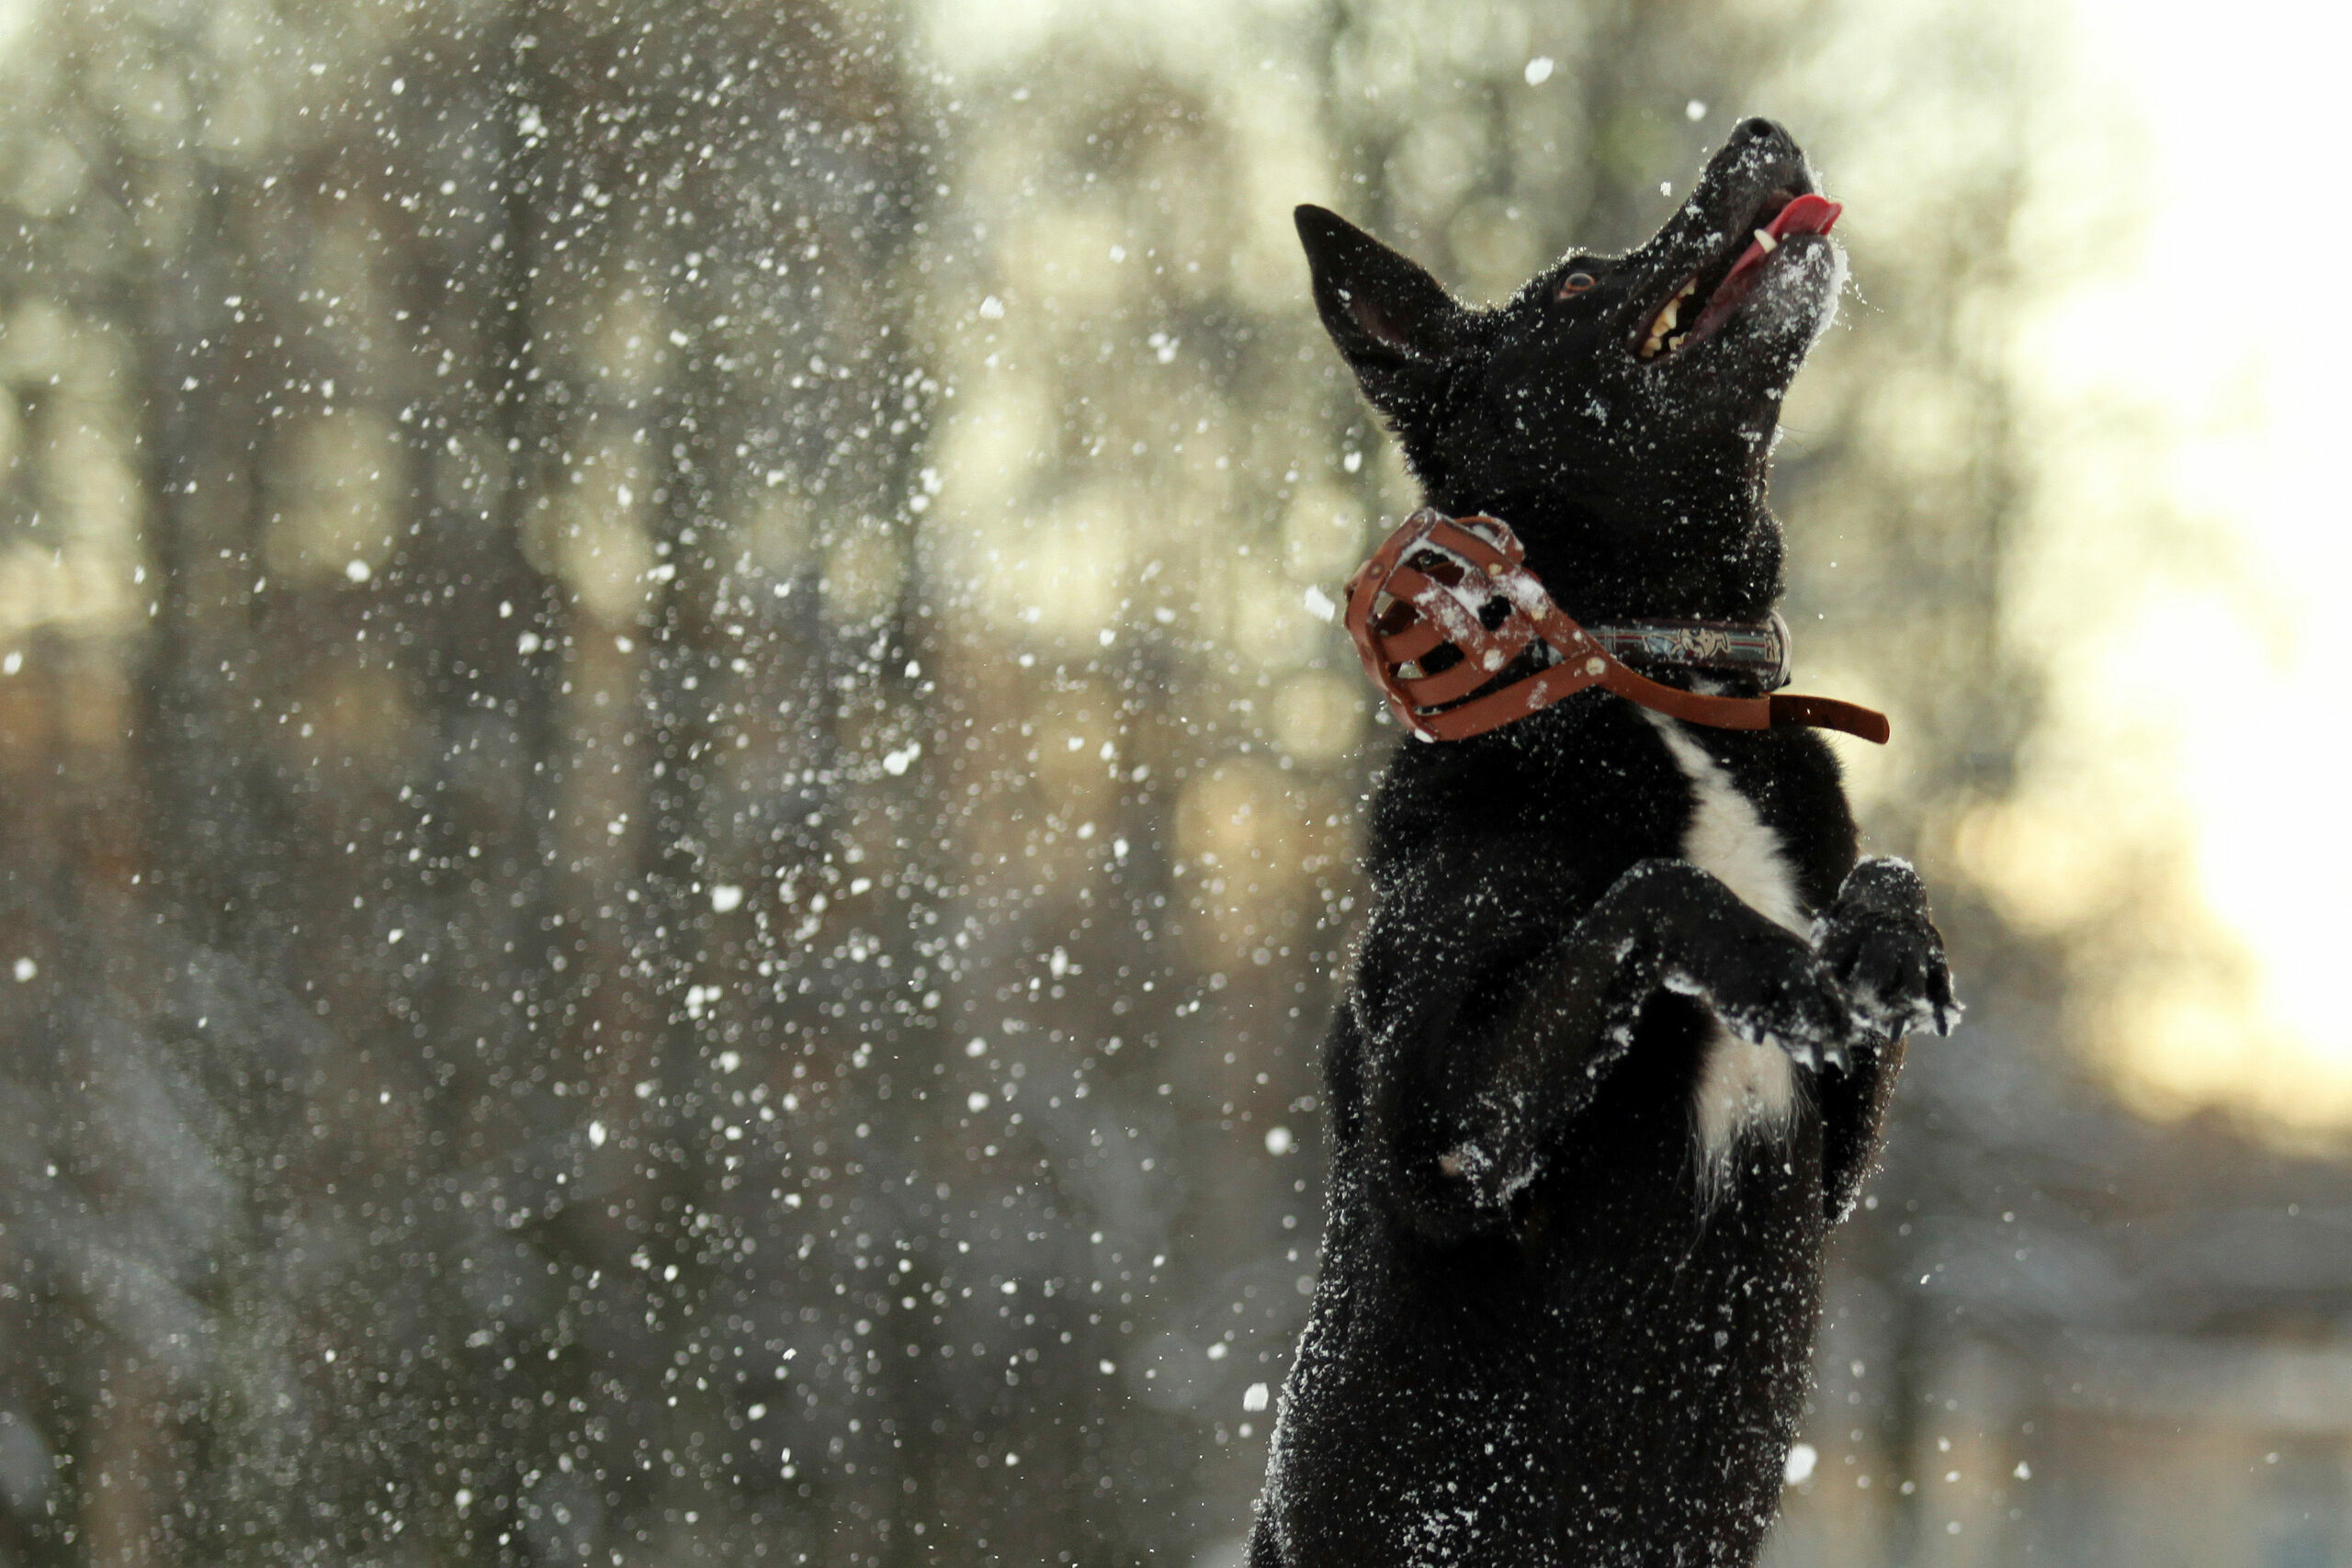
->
[1342,509,1890,745]
[1584,615,1792,689]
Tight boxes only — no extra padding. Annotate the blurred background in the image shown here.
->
[1,0,2348,1562]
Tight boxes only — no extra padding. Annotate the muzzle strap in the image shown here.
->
[1342,510,1890,746]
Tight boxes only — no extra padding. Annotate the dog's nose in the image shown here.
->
[1736,117,1792,150]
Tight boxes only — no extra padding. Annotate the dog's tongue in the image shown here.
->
[1768,193,1841,241]
[1718,193,1841,298]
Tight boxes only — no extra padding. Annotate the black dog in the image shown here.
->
[1250,119,1958,1567]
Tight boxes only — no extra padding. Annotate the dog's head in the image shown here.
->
[1298,118,1844,620]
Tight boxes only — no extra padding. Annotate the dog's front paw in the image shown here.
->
[1814,857,1961,1040]
[1665,942,1859,1072]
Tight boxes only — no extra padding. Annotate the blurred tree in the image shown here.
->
[0,1,951,1562]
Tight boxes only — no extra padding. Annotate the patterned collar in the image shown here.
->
[1583,614,1792,691]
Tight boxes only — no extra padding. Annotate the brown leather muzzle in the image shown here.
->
[1342,510,1889,745]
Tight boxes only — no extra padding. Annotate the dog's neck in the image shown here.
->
[1419,484,1784,626]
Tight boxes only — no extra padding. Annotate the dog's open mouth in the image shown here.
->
[1635,191,1841,361]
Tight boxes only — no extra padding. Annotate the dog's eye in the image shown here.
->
[1556,272,1597,298]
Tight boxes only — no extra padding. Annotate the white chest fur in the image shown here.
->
[1643,713,1806,1190]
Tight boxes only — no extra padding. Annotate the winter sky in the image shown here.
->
[2020,0,2352,1122]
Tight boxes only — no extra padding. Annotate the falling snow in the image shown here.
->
[0,2,2341,1566]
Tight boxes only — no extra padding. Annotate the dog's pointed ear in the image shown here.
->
[1295,205,1470,413]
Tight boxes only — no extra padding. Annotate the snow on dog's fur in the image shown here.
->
[1249,120,1958,1568]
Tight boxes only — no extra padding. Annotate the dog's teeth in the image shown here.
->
[1640,279,1700,359]
[1641,322,1691,360]
[1754,228,1779,254]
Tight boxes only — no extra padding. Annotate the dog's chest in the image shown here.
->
[1642,714,1806,1185]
